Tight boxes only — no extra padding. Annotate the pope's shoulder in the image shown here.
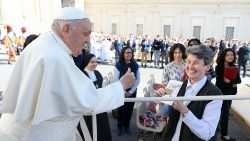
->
[20,33,71,66]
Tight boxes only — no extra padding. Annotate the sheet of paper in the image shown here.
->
[160,88,180,105]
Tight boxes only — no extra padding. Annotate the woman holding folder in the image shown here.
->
[215,48,241,141]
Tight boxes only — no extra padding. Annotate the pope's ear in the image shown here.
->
[62,24,70,33]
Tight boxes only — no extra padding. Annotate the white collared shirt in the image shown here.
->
[84,68,97,82]
[172,76,222,141]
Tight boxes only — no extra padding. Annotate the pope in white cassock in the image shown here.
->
[0,7,135,141]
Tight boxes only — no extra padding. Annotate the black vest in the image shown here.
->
[162,80,222,141]
[115,61,138,92]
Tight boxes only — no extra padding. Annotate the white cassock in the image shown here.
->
[0,31,124,141]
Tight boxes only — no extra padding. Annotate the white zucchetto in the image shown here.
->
[54,7,89,20]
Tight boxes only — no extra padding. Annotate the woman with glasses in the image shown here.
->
[114,47,140,136]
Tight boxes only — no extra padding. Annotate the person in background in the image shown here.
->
[0,7,135,141]
[114,46,140,136]
[160,36,170,69]
[3,25,17,64]
[215,48,241,141]
[126,34,136,53]
[140,35,151,68]
[73,48,88,70]
[22,34,38,50]
[154,43,186,119]
[152,35,161,68]
[219,39,226,53]
[237,42,250,78]
[77,53,112,141]
[162,43,186,86]
[16,27,27,55]
[156,45,222,141]
[113,35,125,62]
[0,28,3,45]
[206,37,218,65]
[187,38,201,47]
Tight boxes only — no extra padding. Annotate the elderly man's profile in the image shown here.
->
[0,7,135,141]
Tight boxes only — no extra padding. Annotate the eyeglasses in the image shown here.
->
[125,52,132,54]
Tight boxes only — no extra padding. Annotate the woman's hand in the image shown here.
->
[172,101,189,115]
[125,92,132,97]
[224,77,231,83]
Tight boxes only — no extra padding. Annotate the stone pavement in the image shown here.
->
[0,46,250,140]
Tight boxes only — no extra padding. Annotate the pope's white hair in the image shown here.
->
[51,19,88,34]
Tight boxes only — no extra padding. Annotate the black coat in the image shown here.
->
[152,39,161,51]
[237,46,250,62]
[113,39,125,56]
[215,64,241,95]
[161,41,169,54]
[126,39,136,51]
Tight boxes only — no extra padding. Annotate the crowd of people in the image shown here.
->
[0,25,39,64]
[70,27,250,140]
[1,23,250,70]
[0,7,250,141]
[68,23,249,141]
[82,32,250,70]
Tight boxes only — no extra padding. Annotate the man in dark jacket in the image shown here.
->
[113,36,125,62]
[140,35,151,68]
[160,36,169,68]
[237,42,250,78]
[126,34,136,53]
[152,35,161,68]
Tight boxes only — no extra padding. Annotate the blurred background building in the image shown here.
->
[0,0,250,41]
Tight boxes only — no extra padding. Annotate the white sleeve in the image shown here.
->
[114,67,120,81]
[30,56,125,124]
[129,69,140,94]
[182,100,222,140]
[93,82,124,114]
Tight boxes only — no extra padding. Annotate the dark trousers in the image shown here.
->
[160,53,168,68]
[220,100,232,136]
[150,51,154,63]
[238,60,247,77]
[117,93,136,130]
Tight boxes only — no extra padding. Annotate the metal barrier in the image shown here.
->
[90,95,250,141]
[125,95,250,102]
[1,94,250,141]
